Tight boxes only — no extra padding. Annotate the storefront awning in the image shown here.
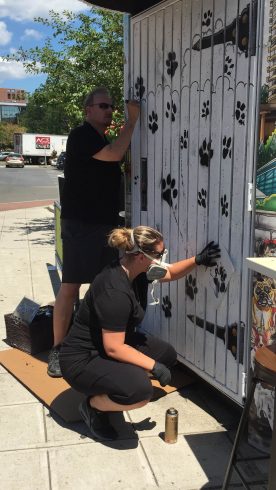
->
[82,1,160,15]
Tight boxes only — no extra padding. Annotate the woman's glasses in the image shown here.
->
[143,248,166,260]
[90,103,114,110]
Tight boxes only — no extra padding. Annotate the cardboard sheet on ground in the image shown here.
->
[0,348,194,423]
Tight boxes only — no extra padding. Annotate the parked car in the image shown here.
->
[50,157,58,166]
[56,151,66,170]
[0,151,11,161]
[5,153,25,168]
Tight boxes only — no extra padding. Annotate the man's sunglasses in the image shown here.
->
[89,103,114,110]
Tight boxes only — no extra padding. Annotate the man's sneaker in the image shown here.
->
[79,398,117,441]
[47,346,62,377]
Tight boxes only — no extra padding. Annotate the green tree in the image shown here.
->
[18,88,70,134]
[260,84,269,105]
[0,122,26,149]
[8,8,124,132]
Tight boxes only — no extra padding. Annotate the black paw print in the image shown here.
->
[134,76,145,99]
[165,101,177,122]
[213,265,227,295]
[222,136,232,159]
[235,101,246,125]
[186,274,198,300]
[162,174,178,207]
[199,138,214,167]
[162,296,172,318]
[198,188,207,208]
[221,195,229,217]
[180,130,189,149]
[134,175,139,185]
[224,56,234,76]
[201,100,210,119]
[166,52,178,77]
[149,111,158,134]
[202,10,212,28]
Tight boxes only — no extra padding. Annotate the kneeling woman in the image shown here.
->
[59,226,220,441]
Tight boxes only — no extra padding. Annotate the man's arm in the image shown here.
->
[93,100,140,162]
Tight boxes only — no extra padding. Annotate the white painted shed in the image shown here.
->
[86,0,264,405]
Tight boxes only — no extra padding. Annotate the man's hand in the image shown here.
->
[151,361,171,387]
[195,241,220,267]
[126,99,140,126]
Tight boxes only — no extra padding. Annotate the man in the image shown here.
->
[47,87,140,377]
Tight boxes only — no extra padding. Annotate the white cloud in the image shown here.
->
[0,20,12,45]
[0,0,90,22]
[23,29,43,40]
[0,57,31,83]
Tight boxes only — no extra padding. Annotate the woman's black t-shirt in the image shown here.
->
[60,262,149,377]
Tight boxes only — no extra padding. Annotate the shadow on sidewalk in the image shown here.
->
[5,217,55,246]
[46,263,61,297]
[48,407,140,450]
[27,217,55,246]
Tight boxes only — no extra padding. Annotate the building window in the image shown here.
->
[0,105,24,123]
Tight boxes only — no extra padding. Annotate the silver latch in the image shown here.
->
[242,371,247,400]
[247,183,253,212]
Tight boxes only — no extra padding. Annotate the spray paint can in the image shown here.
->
[164,407,178,443]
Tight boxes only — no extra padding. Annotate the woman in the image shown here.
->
[59,226,220,441]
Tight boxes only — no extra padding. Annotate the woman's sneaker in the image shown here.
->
[47,346,62,377]
[79,399,117,441]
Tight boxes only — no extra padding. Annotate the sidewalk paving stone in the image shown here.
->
[43,407,92,445]
[48,442,157,490]
[0,449,50,490]
[0,403,45,450]
[140,431,239,488]
[0,371,40,405]
[0,225,29,249]
[128,390,224,437]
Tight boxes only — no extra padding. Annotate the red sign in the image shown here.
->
[35,136,50,149]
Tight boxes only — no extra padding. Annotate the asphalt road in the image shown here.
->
[0,165,61,204]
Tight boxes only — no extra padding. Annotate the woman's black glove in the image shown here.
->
[151,361,171,387]
[195,241,220,267]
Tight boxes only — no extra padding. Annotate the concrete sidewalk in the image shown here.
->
[0,205,269,490]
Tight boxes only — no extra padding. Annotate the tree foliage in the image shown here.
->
[18,88,70,134]
[8,8,124,133]
[0,122,26,149]
[258,132,276,169]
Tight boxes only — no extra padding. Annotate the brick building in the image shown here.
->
[0,88,27,123]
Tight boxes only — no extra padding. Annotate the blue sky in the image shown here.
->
[0,0,90,94]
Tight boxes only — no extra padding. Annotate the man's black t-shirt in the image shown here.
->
[60,262,149,377]
[61,121,121,224]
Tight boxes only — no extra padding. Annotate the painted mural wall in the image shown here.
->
[249,0,275,454]
[129,0,260,404]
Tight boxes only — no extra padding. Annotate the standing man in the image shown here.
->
[47,87,140,377]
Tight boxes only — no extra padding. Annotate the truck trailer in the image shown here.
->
[14,133,68,165]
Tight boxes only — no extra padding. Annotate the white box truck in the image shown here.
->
[14,133,68,165]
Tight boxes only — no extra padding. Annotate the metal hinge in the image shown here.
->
[247,183,253,212]
[241,371,247,400]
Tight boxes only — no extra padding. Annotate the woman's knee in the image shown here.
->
[110,377,153,405]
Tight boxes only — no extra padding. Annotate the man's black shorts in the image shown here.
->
[61,219,118,284]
